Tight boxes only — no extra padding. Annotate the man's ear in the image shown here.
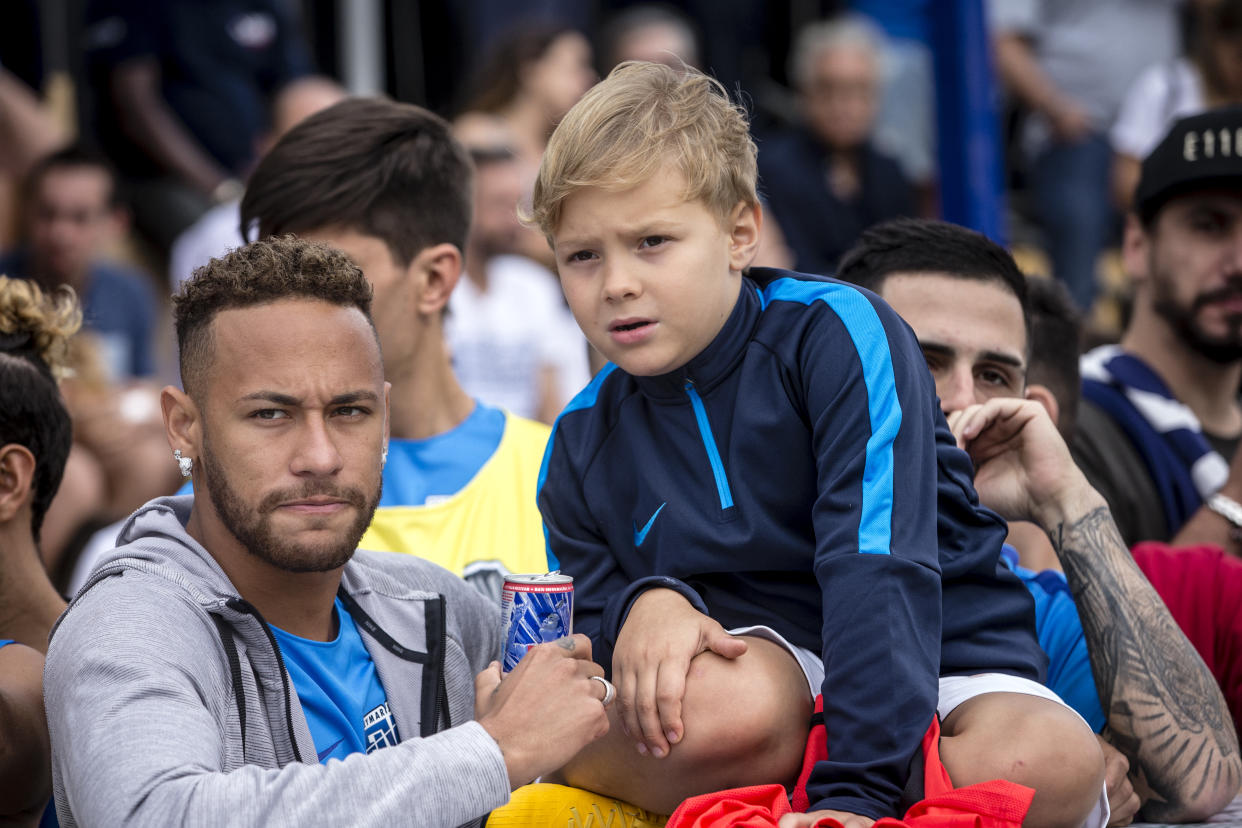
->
[0,443,36,524]
[727,199,763,272]
[411,243,463,315]
[1120,213,1150,289]
[1025,384,1062,429]
[161,385,201,472]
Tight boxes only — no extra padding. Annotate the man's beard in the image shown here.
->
[199,437,381,574]
[1152,271,1242,364]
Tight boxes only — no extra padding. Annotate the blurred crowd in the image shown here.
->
[10,2,1242,826]
[0,0,1224,590]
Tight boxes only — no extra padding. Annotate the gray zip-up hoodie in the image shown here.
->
[44,495,511,827]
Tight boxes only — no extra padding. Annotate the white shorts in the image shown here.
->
[728,625,1110,828]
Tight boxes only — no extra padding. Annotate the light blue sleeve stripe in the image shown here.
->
[537,363,620,569]
[762,278,901,555]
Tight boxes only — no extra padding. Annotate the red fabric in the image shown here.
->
[789,695,827,813]
[667,781,1033,828]
[1132,541,1242,744]
[666,784,793,827]
[669,695,1034,828]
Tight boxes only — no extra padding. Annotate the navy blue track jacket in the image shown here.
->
[537,268,1046,818]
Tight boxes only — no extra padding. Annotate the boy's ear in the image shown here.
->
[727,199,763,272]
[0,443,36,524]
[411,243,462,315]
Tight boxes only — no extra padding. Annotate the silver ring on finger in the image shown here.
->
[589,675,616,707]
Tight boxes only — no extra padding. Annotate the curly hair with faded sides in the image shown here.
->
[174,235,375,400]
[0,276,83,540]
[530,60,758,239]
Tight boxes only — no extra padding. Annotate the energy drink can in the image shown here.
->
[501,572,574,672]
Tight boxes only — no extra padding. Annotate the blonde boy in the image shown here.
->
[534,62,1106,827]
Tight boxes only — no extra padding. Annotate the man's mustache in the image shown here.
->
[1194,281,1242,311]
[257,483,370,513]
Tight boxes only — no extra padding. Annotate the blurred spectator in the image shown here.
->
[598,4,701,71]
[0,146,157,381]
[990,0,1180,311]
[454,23,596,264]
[168,76,346,290]
[455,23,595,167]
[43,330,181,579]
[757,16,915,276]
[0,275,78,825]
[849,0,937,192]
[1073,108,1242,547]
[1112,0,1242,209]
[447,146,590,424]
[82,0,313,253]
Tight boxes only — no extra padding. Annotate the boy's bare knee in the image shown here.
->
[675,636,811,778]
[940,692,1104,828]
[557,636,811,814]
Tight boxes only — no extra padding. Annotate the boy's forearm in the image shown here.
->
[808,557,941,819]
[1046,505,1242,821]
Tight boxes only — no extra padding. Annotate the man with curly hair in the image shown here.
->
[42,236,614,827]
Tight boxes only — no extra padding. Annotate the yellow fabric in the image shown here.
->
[488,783,668,828]
[358,412,551,583]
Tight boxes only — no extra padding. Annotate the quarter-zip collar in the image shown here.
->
[633,276,762,402]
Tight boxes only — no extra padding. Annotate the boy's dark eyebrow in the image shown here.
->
[238,390,379,406]
[917,340,1025,369]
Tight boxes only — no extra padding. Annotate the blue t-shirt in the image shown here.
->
[378,400,506,507]
[271,597,399,762]
[1001,545,1106,732]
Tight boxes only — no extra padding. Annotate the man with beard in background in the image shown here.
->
[1073,107,1242,550]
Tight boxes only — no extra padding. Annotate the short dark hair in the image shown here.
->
[1026,276,1084,441]
[0,277,80,541]
[837,218,1031,346]
[24,143,121,207]
[174,236,375,400]
[241,98,473,265]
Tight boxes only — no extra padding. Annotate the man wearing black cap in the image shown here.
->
[1072,107,1242,550]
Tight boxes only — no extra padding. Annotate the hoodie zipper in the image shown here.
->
[684,379,734,510]
[338,588,448,736]
[226,597,304,764]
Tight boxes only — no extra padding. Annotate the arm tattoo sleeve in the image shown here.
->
[1049,506,1241,821]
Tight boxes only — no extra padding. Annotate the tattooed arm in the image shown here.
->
[951,399,1242,823]
[1050,501,1241,822]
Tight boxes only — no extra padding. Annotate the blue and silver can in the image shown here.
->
[501,572,574,672]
